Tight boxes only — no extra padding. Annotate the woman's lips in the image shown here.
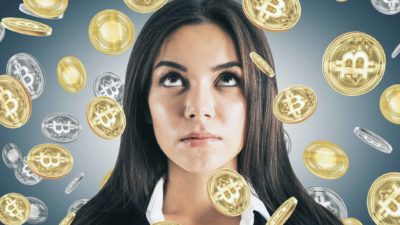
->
[181,137,221,147]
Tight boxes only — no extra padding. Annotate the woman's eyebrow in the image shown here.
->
[153,60,242,72]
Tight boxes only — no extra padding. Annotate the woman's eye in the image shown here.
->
[160,72,184,87]
[160,72,241,87]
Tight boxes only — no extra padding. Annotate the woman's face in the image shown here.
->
[148,23,246,173]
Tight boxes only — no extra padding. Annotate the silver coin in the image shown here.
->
[6,53,45,99]
[0,22,5,42]
[14,156,42,185]
[371,0,400,15]
[68,198,89,214]
[353,127,393,154]
[2,143,23,169]
[94,72,124,105]
[41,112,82,143]
[283,129,291,153]
[26,196,48,224]
[65,172,84,194]
[306,186,347,219]
[19,3,64,20]
[391,43,400,59]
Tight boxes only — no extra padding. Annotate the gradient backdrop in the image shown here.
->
[1,0,400,224]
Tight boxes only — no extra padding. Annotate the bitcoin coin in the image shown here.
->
[94,72,124,105]
[249,51,275,77]
[152,221,181,225]
[86,96,126,139]
[0,75,32,128]
[272,85,317,123]
[391,43,400,58]
[100,170,113,188]
[88,9,135,55]
[65,172,84,194]
[1,17,52,36]
[15,156,42,185]
[242,0,301,32]
[26,196,48,224]
[207,168,250,217]
[68,199,89,214]
[368,172,400,225]
[19,3,64,20]
[57,56,87,93]
[353,126,392,154]
[266,197,297,225]
[124,0,167,13]
[59,212,75,225]
[307,186,348,219]
[2,143,23,169]
[342,217,363,225]
[371,0,400,15]
[6,52,46,99]
[380,84,400,124]
[337,0,348,2]
[0,193,31,225]
[283,129,291,154]
[42,112,82,143]
[23,0,68,19]
[0,22,5,42]
[303,140,349,179]
[27,143,73,179]
[323,31,386,96]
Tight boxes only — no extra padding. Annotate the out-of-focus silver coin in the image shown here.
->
[391,43,400,58]
[68,198,89,214]
[306,186,347,219]
[14,156,42,185]
[41,112,82,143]
[353,127,393,154]
[65,172,84,194]
[283,129,291,153]
[18,3,64,20]
[94,72,124,105]
[2,143,23,169]
[371,0,400,15]
[27,196,48,224]
[0,22,5,42]
[6,53,45,99]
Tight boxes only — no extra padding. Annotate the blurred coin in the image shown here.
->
[23,0,68,19]
[266,197,297,225]
[283,129,291,154]
[242,0,301,32]
[65,172,84,194]
[94,72,124,105]
[391,43,400,59]
[59,212,75,225]
[152,221,181,225]
[353,126,392,154]
[336,0,348,2]
[249,52,275,78]
[26,196,48,224]
[272,85,317,123]
[67,199,89,214]
[0,75,32,129]
[307,186,348,219]
[100,170,113,188]
[380,84,400,124]
[19,3,63,20]
[14,156,42,185]
[323,31,386,96]
[1,17,52,36]
[57,56,86,93]
[0,22,5,42]
[124,0,167,13]
[371,0,400,15]
[342,217,363,225]
[2,143,23,169]
[88,9,135,55]
[367,172,400,225]
[207,168,250,217]
[42,112,82,143]
[6,52,46,99]
[0,193,31,225]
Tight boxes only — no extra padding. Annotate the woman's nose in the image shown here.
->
[184,84,215,121]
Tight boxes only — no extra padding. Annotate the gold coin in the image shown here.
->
[249,51,275,77]
[367,172,400,225]
[86,96,126,139]
[23,0,68,19]
[242,0,301,32]
[0,193,30,225]
[272,85,317,123]
[303,140,349,179]
[152,221,181,225]
[0,75,32,129]
[1,17,52,36]
[27,143,74,179]
[100,169,113,188]
[59,212,75,225]
[380,84,400,125]
[57,56,87,93]
[266,197,297,225]
[124,0,167,13]
[207,168,250,217]
[342,217,363,225]
[88,9,135,55]
[322,31,386,96]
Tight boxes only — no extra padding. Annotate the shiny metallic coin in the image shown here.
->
[266,197,297,225]
[307,186,348,219]
[100,170,113,188]
[19,3,64,20]
[42,112,82,143]
[283,129,291,154]
[1,17,52,36]
[57,56,86,93]
[2,143,23,169]
[26,196,48,224]
[59,212,75,225]
[6,53,45,100]
[249,52,275,78]
[392,43,400,59]
[342,217,363,225]
[94,72,124,105]
[0,23,5,42]
[371,0,400,15]
[65,172,84,194]
[0,193,30,225]
[23,0,68,19]
[124,0,167,13]
[353,127,393,154]
[67,199,89,214]
[14,156,42,185]
[380,84,400,124]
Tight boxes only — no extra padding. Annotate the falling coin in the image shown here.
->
[353,127,393,154]
[68,199,89,214]
[342,217,363,225]
[371,0,400,15]
[391,43,400,59]
[23,0,68,19]
[249,52,275,77]
[0,22,5,42]
[307,186,348,219]
[57,56,87,93]
[26,196,48,224]
[124,0,168,13]
[266,197,297,225]
[0,193,31,225]
[59,212,75,225]
[2,143,23,169]
[1,17,52,36]
[380,84,400,125]
[100,170,113,188]
[65,172,84,194]
[19,3,64,20]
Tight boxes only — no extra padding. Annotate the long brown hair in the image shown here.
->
[72,0,343,224]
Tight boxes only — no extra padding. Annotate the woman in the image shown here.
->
[72,0,343,224]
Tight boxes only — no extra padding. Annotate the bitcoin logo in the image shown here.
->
[48,120,73,135]
[14,62,35,93]
[335,51,375,85]
[93,105,118,128]
[377,183,400,218]
[99,80,121,100]
[5,199,25,220]
[307,187,347,218]
[0,193,30,225]
[383,0,400,9]
[215,178,242,205]
[255,0,286,19]
[282,91,305,119]
[0,86,19,121]
[36,151,66,168]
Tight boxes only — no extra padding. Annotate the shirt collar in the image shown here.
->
[146,175,270,225]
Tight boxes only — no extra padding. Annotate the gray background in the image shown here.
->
[0,0,399,224]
